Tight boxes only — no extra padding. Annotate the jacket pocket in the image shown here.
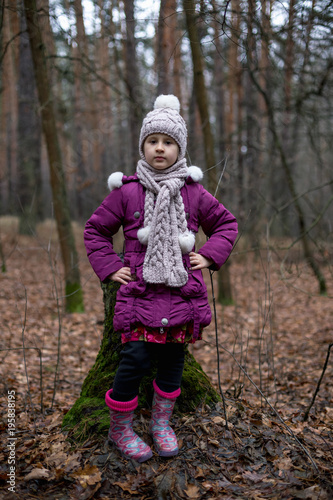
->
[120,252,147,296]
[179,255,207,297]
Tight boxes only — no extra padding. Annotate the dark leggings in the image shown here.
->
[112,341,185,402]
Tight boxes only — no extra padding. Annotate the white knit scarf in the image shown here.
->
[136,158,195,287]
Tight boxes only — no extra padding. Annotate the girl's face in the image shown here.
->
[143,133,179,170]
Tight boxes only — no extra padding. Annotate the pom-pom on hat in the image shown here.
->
[139,94,187,160]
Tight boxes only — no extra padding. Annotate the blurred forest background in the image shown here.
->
[1,0,332,270]
[1,0,333,316]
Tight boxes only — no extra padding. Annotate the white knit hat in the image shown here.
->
[139,95,188,160]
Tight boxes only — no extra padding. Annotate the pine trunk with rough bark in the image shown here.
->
[73,0,102,204]
[1,5,19,214]
[62,281,220,439]
[23,0,85,312]
[123,0,142,169]
[18,5,41,234]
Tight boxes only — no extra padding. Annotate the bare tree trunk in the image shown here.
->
[110,0,126,167]
[123,0,142,168]
[211,0,226,163]
[183,0,234,304]
[23,0,85,311]
[157,0,170,94]
[258,0,271,169]
[225,0,239,160]
[17,3,41,234]
[169,0,182,99]
[242,0,258,228]
[156,0,178,95]
[1,5,19,214]
[183,0,216,193]
[97,0,113,178]
[73,0,102,203]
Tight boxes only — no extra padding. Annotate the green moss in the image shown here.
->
[179,350,221,411]
[62,280,220,441]
[62,396,110,440]
[65,282,85,313]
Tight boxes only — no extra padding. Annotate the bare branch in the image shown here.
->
[303,343,333,421]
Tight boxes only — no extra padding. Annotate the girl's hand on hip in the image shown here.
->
[109,267,133,285]
[189,252,213,270]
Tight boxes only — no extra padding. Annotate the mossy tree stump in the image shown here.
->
[62,281,220,440]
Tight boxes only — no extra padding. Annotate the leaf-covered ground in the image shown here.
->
[0,217,332,499]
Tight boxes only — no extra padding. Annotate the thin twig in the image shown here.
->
[19,288,37,432]
[303,342,333,421]
[209,269,229,429]
[213,155,228,199]
[0,347,44,413]
[219,342,319,473]
[45,217,63,410]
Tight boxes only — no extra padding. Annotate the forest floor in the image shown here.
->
[0,216,332,500]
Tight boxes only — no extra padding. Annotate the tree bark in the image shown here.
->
[156,0,178,95]
[73,0,102,203]
[183,0,234,304]
[123,0,142,169]
[96,0,113,173]
[258,0,271,158]
[157,0,170,94]
[23,0,85,311]
[211,0,226,163]
[18,4,41,234]
[63,281,220,439]
[170,1,182,99]
[183,0,216,194]
[0,5,19,214]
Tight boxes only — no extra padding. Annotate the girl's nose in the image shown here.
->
[156,142,164,151]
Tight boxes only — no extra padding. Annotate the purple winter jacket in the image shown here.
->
[84,172,238,340]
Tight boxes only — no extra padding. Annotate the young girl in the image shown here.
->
[84,95,238,463]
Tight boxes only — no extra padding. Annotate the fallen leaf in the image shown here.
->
[64,452,81,472]
[195,467,206,478]
[275,456,293,471]
[25,467,50,481]
[291,485,322,499]
[185,484,201,499]
[71,464,102,487]
[202,481,215,491]
[114,480,138,494]
[45,451,68,467]
[243,470,268,483]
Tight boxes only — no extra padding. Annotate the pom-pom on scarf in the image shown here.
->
[136,158,195,287]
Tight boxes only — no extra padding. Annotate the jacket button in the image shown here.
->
[134,211,140,219]
[161,318,169,326]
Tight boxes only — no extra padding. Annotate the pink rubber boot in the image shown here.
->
[105,389,153,463]
[149,380,180,457]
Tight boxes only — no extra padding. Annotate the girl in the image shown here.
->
[84,95,238,462]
